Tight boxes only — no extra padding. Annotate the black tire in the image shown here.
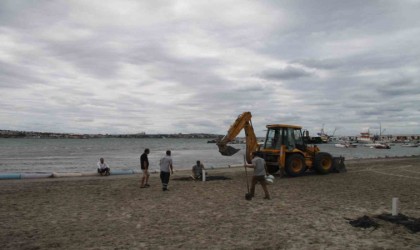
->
[285,154,306,177]
[314,152,333,174]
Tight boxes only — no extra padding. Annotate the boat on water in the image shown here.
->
[358,131,374,144]
[370,143,391,149]
[317,124,335,143]
[335,142,357,148]
[401,143,418,147]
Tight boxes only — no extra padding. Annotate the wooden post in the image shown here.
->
[392,197,399,216]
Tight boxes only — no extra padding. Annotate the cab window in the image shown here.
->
[293,128,303,145]
[286,128,295,150]
[264,128,282,149]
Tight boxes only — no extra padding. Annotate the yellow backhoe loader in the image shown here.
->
[217,112,345,177]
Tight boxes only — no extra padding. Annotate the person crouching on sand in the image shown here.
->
[245,152,271,200]
[191,160,206,180]
[140,148,150,188]
[97,158,110,176]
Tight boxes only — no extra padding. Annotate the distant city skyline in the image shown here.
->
[0,129,223,138]
[2,129,420,140]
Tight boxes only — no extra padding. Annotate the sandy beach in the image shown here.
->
[1,157,419,249]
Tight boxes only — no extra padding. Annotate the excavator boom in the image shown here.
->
[217,112,259,162]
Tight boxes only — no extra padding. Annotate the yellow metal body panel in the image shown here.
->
[266,124,302,129]
[261,145,320,170]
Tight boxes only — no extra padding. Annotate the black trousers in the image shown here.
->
[160,171,171,189]
[97,167,110,175]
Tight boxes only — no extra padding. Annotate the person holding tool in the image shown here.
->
[245,152,271,200]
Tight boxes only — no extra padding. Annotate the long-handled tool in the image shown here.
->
[244,154,252,200]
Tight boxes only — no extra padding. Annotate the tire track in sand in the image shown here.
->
[365,165,420,180]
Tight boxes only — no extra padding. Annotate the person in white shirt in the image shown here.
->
[97,157,110,176]
[191,160,206,180]
[159,150,173,191]
[245,152,271,200]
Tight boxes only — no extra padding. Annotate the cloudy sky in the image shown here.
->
[1,0,420,137]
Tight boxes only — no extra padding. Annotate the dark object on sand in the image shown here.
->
[331,156,346,173]
[245,193,252,200]
[348,215,379,229]
[376,213,420,233]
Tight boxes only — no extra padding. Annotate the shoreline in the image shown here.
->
[1,155,420,180]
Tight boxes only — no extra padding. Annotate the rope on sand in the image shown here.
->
[350,165,420,179]
[0,169,137,180]
[366,166,420,180]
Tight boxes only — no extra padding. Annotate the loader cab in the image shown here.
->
[263,125,306,152]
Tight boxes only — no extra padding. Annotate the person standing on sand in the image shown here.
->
[245,152,271,200]
[159,150,173,191]
[140,148,150,188]
[97,158,110,176]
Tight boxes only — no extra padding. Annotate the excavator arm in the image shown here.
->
[217,112,259,163]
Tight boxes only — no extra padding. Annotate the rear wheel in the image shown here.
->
[314,152,333,174]
[285,154,306,177]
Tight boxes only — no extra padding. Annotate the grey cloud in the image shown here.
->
[74,118,94,123]
[0,62,44,88]
[0,1,69,29]
[305,100,335,107]
[356,109,384,117]
[44,39,123,79]
[378,79,420,97]
[293,58,341,70]
[260,66,313,80]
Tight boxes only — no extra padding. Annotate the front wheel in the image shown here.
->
[285,154,307,177]
[314,152,333,174]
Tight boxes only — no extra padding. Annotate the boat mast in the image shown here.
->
[379,122,382,137]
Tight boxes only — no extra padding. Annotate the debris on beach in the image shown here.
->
[331,156,347,173]
[347,215,379,229]
[347,214,420,233]
[376,213,420,233]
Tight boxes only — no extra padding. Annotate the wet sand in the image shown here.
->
[1,157,419,249]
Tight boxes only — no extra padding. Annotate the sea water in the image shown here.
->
[0,138,246,173]
[0,138,419,173]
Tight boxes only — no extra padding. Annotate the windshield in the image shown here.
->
[293,128,303,145]
[264,127,304,150]
[264,128,282,149]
